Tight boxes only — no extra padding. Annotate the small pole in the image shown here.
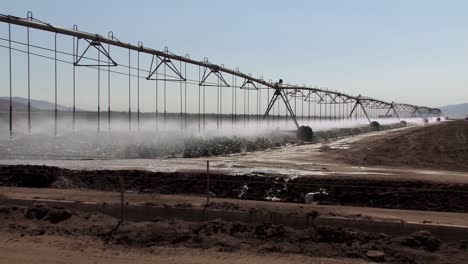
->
[206,160,210,204]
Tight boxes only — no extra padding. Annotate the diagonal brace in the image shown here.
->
[146,55,185,81]
[199,67,229,87]
[74,38,118,67]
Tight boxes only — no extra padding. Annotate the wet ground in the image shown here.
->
[1,122,467,185]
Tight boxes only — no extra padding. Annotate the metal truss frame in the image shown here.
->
[0,13,443,132]
[199,65,230,87]
[264,87,299,128]
[146,54,186,81]
[74,38,118,67]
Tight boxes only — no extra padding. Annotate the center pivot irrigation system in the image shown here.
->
[0,12,442,140]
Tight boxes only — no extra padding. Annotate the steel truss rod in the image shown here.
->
[146,53,185,81]
[74,38,117,67]
[199,62,230,87]
[239,77,257,90]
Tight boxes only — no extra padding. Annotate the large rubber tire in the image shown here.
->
[297,126,313,142]
[370,121,380,131]
[400,120,407,127]
[423,119,429,124]
[436,118,441,122]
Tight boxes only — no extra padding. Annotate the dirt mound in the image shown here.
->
[0,165,58,187]
[1,205,467,263]
[24,204,72,224]
[327,121,468,171]
[399,231,442,252]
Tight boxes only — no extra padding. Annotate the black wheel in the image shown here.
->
[370,121,380,131]
[297,126,313,142]
[400,120,407,127]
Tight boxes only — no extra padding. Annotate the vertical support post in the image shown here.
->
[198,66,201,132]
[97,51,100,133]
[128,49,131,132]
[107,34,111,132]
[294,90,297,121]
[313,93,316,122]
[277,91,280,124]
[203,80,206,130]
[72,33,76,133]
[324,100,327,121]
[234,75,237,127]
[8,23,13,140]
[54,33,58,137]
[155,56,158,130]
[259,84,262,127]
[301,90,304,124]
[184,57,188,131]
[164,62,167,129]
[180,60,183,130]
[27,26,31,135]
[137,51,140,132]
[243,87,246,127]
[220,75,223,129]
[216,78,221,131]
[247,85,250,124]
[231,75,235,127]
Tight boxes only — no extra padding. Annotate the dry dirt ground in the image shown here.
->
[325,120,468,172]
[0,234,367,264]
[0,204,467,264]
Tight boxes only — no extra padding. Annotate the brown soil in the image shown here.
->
[325,121,468,171]
[0,236,369,264]
[0,204,467,264]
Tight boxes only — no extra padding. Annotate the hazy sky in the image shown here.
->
[1,0,467,110]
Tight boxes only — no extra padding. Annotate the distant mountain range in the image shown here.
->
[0,97,73,112]
[1,96,467,118]
[439,103,468,119]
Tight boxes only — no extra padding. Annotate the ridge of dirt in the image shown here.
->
[1,164,468,213]
[0,204,467,264]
